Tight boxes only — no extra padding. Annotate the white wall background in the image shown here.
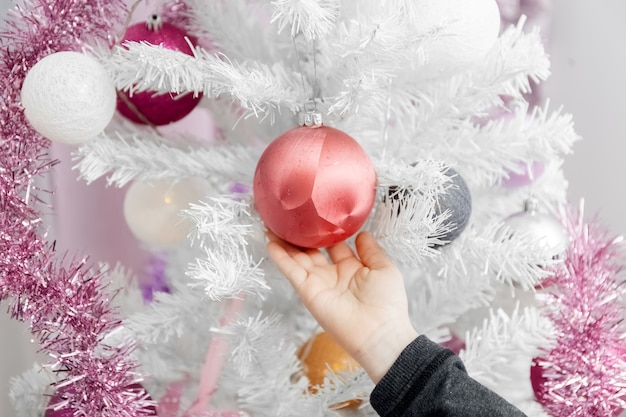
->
[545,0,626,236]
[1,0,625,416]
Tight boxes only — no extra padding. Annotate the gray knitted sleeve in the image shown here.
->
[370,336,527,417]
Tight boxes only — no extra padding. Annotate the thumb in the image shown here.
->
[355,232,393,270]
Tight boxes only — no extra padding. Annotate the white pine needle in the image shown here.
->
[185,196,256,249]
[271,0,340,40]
[98,43,303,120]
[460,306,555,411]
[9,364,55,417]
[75,131,259,187]
[187,247,269,301]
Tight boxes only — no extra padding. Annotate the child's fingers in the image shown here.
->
[266,230,326,268]
[266,240,308,289]
[327,240,356,265]
[266,229,284,245]
[355,232,394,270]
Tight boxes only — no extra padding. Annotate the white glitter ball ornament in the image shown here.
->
[21,51,116,145]
[123,179,201,248]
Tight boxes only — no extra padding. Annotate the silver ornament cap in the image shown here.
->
[298,100,323,127]
[146,13,164,31]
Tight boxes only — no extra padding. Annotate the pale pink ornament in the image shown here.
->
[123,178,201,248]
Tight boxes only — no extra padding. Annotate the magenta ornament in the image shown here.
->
[116,18,202,125]
[529,357,547,404]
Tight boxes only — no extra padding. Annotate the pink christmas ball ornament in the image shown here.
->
[116,17,202,125]
[253,125,377,248]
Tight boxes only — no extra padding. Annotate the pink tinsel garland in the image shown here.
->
[535,203,626,416]
[0,0,153,415]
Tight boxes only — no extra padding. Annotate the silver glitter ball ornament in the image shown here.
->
[505,198,569,259]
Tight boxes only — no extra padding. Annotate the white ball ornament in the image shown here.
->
[414,0,501,70]
[21,51,116,145]
[123,179,201,248]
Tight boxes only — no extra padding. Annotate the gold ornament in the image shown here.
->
[297,332,362,409]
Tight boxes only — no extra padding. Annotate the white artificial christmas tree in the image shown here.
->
[1,0,624,416]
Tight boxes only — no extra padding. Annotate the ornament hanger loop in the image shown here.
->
[298,99,323,127]
[303,99,316,112]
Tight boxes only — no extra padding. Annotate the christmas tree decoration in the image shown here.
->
[253,114,376,248]
[297,332,362,408]
[414,0,501,69]
[20,51,116,145]
[441,331,466,355]
[434,167,472,244]
[140,253,171,302]
[504,197,569,259]
[5,0,623,416]
[1,2,143,410]
[385,166,471,245]
[123,179,201,248]
[44,384,156,417]
[116,17,202,125]
[529,357,547,406]
[531,205,626,416]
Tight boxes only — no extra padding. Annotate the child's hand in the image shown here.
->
[266,230,418,383]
